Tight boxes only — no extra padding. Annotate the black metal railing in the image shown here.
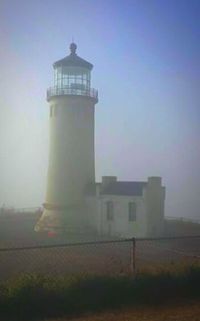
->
[47,86,98,101]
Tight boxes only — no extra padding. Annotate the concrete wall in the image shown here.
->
[86,177,166,239]
[87,194,147,238]
[46,95,95,205]
[36,95,97,232]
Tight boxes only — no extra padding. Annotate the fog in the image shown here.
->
[0,0,200,220]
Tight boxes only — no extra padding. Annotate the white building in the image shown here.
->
[86,176,165,238]
[35,43,165,239]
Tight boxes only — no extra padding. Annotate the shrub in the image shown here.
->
[0,266,199,321]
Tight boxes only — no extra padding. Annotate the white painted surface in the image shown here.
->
[87,195,147,238]
[36,94,97,231]
[46,95,96,206]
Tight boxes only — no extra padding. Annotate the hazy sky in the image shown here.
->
[0,0,199,219]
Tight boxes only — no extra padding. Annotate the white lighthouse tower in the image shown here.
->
[35,43,98,234]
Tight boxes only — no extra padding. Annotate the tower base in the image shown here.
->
[35,202,91,236]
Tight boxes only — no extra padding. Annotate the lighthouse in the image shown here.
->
[35,42,165,239]
[35,43,98,234]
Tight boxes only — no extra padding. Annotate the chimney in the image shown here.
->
[102,176,117,188]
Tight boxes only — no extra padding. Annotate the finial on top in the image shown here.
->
[70,42,77,55]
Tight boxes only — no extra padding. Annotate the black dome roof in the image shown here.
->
[53,43,93,70]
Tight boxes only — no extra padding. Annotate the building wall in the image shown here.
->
[87,195,147,238]
[86,177,165,238]
[46,95,95,206]
[36,95,97,232]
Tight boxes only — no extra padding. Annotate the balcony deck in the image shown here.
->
[47,86,98,102]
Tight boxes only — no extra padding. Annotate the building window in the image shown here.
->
[106,201,114,221]
[128,202,136,221]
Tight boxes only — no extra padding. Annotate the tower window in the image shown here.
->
[54,105,58,116]
[128,202,136,221]
[50,106,53,117]
[106,201,114,221]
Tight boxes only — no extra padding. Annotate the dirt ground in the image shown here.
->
[45,300,200,321]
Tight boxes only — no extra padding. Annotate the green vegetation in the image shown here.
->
[0,266,199,321]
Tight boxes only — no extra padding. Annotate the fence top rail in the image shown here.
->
[165,216,200,224]
[0,238,133,252]
[136,235,200,241]
[0,235,200,252]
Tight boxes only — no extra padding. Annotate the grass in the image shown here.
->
[0,265,199,321]
[47,300,200,321]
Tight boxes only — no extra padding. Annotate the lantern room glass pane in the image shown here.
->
[54,66,91,90]
[54,67,62,88]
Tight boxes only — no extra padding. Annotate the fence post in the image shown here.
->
[131,237,136,277]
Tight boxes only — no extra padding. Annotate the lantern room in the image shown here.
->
[47,43,98,102]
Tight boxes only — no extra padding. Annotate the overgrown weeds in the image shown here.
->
[0,265,199,321]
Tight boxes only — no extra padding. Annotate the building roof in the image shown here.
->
[86,181,147,197]
[101,181,146,196]
[53,43,93,70]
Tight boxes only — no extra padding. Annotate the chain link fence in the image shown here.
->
[0,236,200,281]
[0,239,132,281]
[135,236,200,273]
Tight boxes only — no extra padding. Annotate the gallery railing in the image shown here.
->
[47,86,98,101]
